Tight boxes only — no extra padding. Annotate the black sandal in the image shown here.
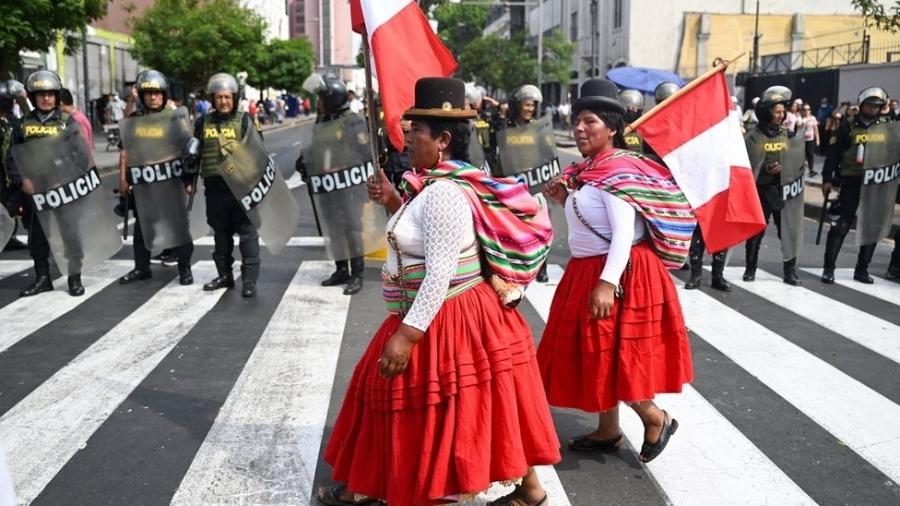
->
[567,432,624,452]
[639,411,679,463]
[316,485,380,505]
[487,490,548,506]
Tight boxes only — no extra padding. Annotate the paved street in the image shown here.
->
[1,122,899,505]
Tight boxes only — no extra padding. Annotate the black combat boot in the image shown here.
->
[203,261,234,291]
[710,251,732,292]
[321,268,351,287]
[344,276,363,295]
[742,235,762,282]
[241,281,257,298]
[119,268,152,285]
[178,264,193,286]
[821,221,847,284]
[782,258,801,286]
[536,263,549,283]
[67,274,85,296]
[20,270,53,297]
[684,230,704,289]
[853,244,877,284]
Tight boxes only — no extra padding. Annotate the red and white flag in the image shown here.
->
[636,70,765,253]
[351,0,458,150]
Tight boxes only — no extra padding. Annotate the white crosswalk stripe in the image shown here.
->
[1,257,900,505]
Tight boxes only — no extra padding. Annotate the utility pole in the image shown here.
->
[537,0,544,90]
[590,0,598,79]
[751,0,760,74]
[81,25,91,124]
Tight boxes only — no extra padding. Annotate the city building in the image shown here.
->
[241,0,290,40]
[288,1,363,89]
[523,0,897,102]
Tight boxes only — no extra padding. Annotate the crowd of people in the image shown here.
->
[1,64,897,506]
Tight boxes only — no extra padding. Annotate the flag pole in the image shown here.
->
[625,52,746,134]
[361,28,383,172]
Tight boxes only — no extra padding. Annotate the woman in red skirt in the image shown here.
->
[316,78,560,506]
[538,78,695,463]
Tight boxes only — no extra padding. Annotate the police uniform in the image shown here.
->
[295,75,367,295]
[1,84,25,250]
[619,89,645,154]
[821,87,892,284]
[195,74,261,297]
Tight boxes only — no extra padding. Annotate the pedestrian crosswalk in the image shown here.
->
[0,257,899,505]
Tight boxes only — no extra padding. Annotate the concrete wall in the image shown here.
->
[241,0,289,40]
[838,62,900,104]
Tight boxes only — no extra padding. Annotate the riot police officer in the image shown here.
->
[6,71,86,296]
[1,81,27,251]
[118,70,195,286]
[296,75,367,295]
[619,89,644,153]
[194,73,261,297]
[821,87,891,284]
[743,85,804,285]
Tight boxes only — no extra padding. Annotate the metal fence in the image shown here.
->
[758,40,900,74]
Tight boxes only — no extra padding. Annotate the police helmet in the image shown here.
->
[135,70,169,109]
[465,82,484,107]
[206,73,239,96]
[654,82,681,103]
[303,73,348,115]
[761,85,792,107]
[857,86,888,107]
[514,84,543,104]
[618,89,644,111]
[25,70,62,108]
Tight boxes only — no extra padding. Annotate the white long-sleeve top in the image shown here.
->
[565,185,647,286]
[385,180,478,332]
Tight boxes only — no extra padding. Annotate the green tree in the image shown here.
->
[459,33,536,94]
[541,29,576,89]
[130,0,266,93]
[250,38,315,93]
[852,0,900,32]
[432,2,490,60]
[0,0,111,74]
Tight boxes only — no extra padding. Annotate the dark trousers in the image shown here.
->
[205,177,260,283]
[805,140,817,173]
[132,214,194,271]
[23,199,51,276]
[823,176,874,271]
[335,256,365,278]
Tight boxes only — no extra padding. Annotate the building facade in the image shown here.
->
[288,1,362,87]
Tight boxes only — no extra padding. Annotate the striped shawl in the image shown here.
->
[401,160,553,285]
[563,149,696,269]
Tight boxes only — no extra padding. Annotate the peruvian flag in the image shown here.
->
[351,0,458,150]
[636,70,765,253]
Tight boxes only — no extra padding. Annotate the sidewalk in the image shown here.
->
[92,114,317,175]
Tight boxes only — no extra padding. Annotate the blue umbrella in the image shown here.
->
[606,67,686,94]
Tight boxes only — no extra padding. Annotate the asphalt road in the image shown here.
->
[0,121,898,505]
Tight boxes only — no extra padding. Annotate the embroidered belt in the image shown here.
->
[382,252,483,315]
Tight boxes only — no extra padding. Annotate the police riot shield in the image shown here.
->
[857,122,900,246]
[0,211,13,247]
[778,133,807,261]
[221,127,299,255]
[467,121,486,172]
[496,116,560,193]
[11,126,121,275]
[303,113,387,260]
[119,107,207,252]
[744,129,767,178]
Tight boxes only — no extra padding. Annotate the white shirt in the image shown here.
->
[385,180,478,332]
[565,185,646,286]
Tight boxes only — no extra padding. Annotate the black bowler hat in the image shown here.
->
[574,79,625,116]
[403,77,477,120]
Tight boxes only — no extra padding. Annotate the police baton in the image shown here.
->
[186,173,199,211]
[816,189,831,245]
[184,137,201,211]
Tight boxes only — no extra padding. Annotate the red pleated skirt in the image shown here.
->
[537,242,693,412]
[324,281,561,506]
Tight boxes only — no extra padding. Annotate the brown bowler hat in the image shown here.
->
[403,77,477,120]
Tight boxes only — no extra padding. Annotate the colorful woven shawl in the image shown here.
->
[563,149,696,269]
[401,160,553,285]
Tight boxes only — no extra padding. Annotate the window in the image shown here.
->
[570,11,578,42]
[614,0,623,29]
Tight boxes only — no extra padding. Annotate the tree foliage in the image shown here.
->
[432,2,490,59]
[130,0,265,93]
[852,0,900,32]
[540,29,577,89]
[0,0,111,74]
[248,37,316,93]
[459,33,536,94]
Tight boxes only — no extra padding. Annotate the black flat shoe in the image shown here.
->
[853,270,874,284]
[20,276,53,297]
[711,277,732,292]
[241,281,257,298]
[567,432,624,452]
[742,269,756,282]
[821,269,835,284]
[203,275,234,291]
[343,276,363,295]
[119,269,152,285]
[68,274,85,297]
[684,274,701,290]
[178,265,193,286]
[640,411,678,463]
[316,485,380,505]
[488,490,548,506]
